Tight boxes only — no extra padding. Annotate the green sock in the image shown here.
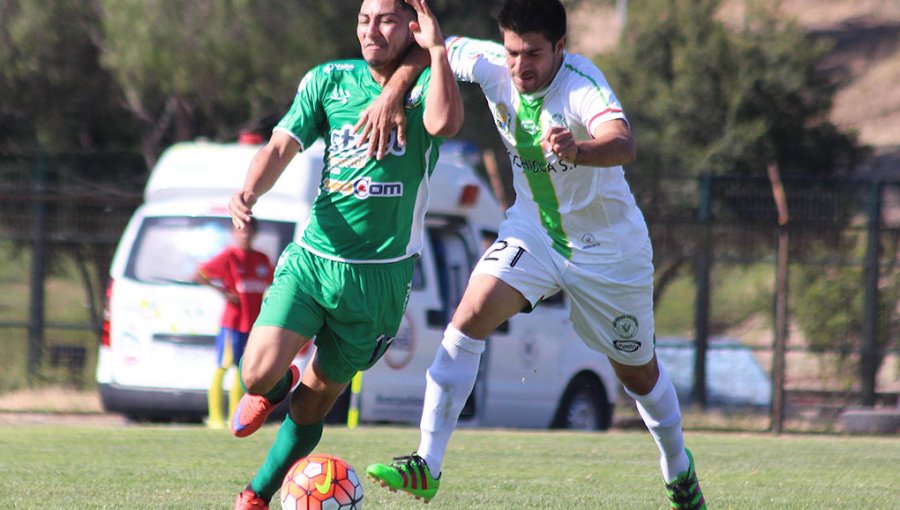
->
[250,414,323,501]
[238,357,292,403]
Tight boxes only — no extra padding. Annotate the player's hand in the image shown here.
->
[224,290,240,305]
[542,126,579,163]
[405,0,444,51]
[355,93,407,160]
[228,191,257,230]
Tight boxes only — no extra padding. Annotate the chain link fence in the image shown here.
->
[1,151,898,431]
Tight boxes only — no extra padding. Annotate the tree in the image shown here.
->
[0,0,137,153]
[595,0,866,304]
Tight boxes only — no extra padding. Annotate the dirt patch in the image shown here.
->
[0,387,102,413]
[0,411,127,426]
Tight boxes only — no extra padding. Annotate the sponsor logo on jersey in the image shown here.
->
[330,125,405,157]
[519,118,540,135]
[509,153,575,174]
[581,233,602,250]
[612,314,639,339]
[613,340,641,352]
[322,63,356,74]
[323,176,403,199]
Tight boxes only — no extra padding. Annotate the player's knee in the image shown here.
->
[240,362,280,395]
[614,361,659,396]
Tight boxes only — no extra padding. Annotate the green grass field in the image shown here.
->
[1,423,897,509]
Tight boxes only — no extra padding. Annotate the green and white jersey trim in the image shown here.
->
[274,60,441,263]
[446,36,649,263]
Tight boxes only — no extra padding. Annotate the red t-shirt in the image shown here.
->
[198,245,274,333]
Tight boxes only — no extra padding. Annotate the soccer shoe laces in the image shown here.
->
[665,470,705,510]
[390,453,439,486]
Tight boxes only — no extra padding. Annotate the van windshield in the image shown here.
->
[124,216,294,284]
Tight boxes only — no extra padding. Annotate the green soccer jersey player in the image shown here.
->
[363,0,706,508]
[227,1,462,509]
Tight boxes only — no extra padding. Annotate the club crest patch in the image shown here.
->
[612,314,639,339]
[493,102,511,131]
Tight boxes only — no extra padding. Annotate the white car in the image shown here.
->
[97,138,618,430]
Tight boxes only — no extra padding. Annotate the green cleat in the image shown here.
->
[666,449,707,510]
[366,453,440,503]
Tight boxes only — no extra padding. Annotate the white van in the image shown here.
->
[96,137,618,430]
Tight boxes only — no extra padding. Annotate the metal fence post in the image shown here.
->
[860,180,882,406]
[27,153,48,386]
[691,174,713,408]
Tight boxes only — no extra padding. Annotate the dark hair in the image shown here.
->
[360,0,416,17]
[497,0,567,44]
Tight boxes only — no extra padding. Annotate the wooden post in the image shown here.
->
[767,162,789,434]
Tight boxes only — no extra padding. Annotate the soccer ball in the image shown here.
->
[280,454,364,510]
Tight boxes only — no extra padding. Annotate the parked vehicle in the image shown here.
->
[97,137,618,430]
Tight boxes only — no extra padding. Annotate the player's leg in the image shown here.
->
[242,353,349,504]
[231,326,306,437]
[232,244,323,438]
[368,235,557,501]
[613,358,705,508]
[244,256,413,505]
[417,274,525,472]
[566,242,705,509]
[367,275,524,501]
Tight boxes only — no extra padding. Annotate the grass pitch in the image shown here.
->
[1,422,897,509]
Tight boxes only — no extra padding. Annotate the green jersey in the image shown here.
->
[274,60,442,263]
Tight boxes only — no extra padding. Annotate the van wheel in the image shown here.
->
[553,374,611,431]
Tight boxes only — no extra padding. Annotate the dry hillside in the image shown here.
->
[568,0,900,177]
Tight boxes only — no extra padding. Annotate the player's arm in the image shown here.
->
[407,0,463,137]
[229,131,300,229]
[355,46,429,160]
[543,119,635,167]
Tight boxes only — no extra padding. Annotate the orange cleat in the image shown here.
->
[230,364,300,438]
[234,489,268,510]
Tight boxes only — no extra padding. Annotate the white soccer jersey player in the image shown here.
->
[446,35,655,364]
[446,36,650,264]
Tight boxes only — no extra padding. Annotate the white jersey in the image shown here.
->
[446,36,649,264]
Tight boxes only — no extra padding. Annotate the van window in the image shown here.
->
[124,216,294,284]
[428,224,477,323]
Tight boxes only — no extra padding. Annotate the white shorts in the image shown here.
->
[470,222,656,366]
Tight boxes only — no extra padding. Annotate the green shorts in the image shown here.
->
[255,243,413,384]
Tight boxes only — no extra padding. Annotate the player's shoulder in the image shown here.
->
[560,53,605,80]
[558,52,612,91]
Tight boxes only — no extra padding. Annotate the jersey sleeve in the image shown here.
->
[273,65,327,150]
[445,36,508,86]
[567,57,628,137]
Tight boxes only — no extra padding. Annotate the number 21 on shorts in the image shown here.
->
[483,239,526,268]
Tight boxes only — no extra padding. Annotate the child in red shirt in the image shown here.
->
[195,218,274,428]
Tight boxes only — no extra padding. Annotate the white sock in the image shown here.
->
[624,362,690,483]
[417,325,485,476]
